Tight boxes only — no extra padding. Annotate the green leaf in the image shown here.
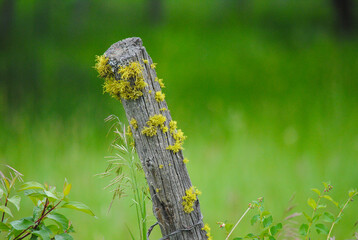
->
[323,212,335,222]
[44,190,58,201]
[268,236,275,240]
[315,223,329,234]
[312,214,321,222]
[317,204,326,209]
[46,212,70,230]
[302,212,312,222]
[46,224,60,235]
[245,233,255,238]
[55,233,73,240]
[10,217,34,230]
[311,188,321,196]
[0,205,13,217]
[259,205,265,212]
[323,195,338,207]
[263,215,273,228]
[224,223,233,233]
[63,180,72,197]
[3,178,10,192]
[0,188,4,198]
[6,228,23,238]
[61,201,95,216]
[233,238,243,240]
[24,189,47,198]
[0,221,10,231]
[33,206,42,220]
[18,181,44,191]
[261,211,270,217]
[260,228,269,236]
[8,195,21,211]
[334,215,342,224]
[307,198,317,209]
[32,229,51,240]
[251,214,260,225]
[348,189,357,198]
[299,224,308,236]
[270,223,282,236]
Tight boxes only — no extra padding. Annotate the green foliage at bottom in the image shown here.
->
[0,166,95,239]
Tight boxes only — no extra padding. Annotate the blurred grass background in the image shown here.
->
[1,0,358,239]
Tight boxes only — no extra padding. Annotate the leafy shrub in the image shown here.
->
[0,165,95,240]
[219,182,357,240]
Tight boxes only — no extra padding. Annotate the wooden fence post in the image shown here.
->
[96,37,209,240]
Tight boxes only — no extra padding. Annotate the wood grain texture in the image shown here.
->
[104,37,207,240]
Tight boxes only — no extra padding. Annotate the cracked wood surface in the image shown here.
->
[104,37,207,240]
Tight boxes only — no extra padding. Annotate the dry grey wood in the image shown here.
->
[104,37,208,240]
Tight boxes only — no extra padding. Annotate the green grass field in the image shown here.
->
[1,1,358,239]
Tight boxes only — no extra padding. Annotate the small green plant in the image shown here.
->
[220,197,282,240]
[217,182,357,240]
[300,182,358,239]
[0,165,95,240]
[98,115,150,240]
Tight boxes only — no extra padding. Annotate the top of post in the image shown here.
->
[104,37,144,64]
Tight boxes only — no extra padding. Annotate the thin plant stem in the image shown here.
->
[103,118,148,240]
[305,188,324,240]
[326,193,357,240]
[225,207,251,240]
[1,191,10,222]
[14,198,62,240]
[127,140,146,240]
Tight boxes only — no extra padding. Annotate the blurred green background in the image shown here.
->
[1,0,358,239]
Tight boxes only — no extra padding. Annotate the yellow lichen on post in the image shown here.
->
[169,121,177,134]
[97,59,147,101]
[151,63,157,69]
[160,107,167,112]
[155,91,165,102]
[167,120,186,153]
[143,59,148,64]
[183,158,189,164]
[116,62,147,100]
[141,114,167,137]
[94,55,113,78]
[130,118,138,129]
[126,125,132,136]
[162,126,168,133]
[155,77,165,88]
[159,164,164,169]
[102,76,122,100]
[182,186,201,213]
[201,224,213,240]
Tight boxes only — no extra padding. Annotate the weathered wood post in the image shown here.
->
[95,37,209,240]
